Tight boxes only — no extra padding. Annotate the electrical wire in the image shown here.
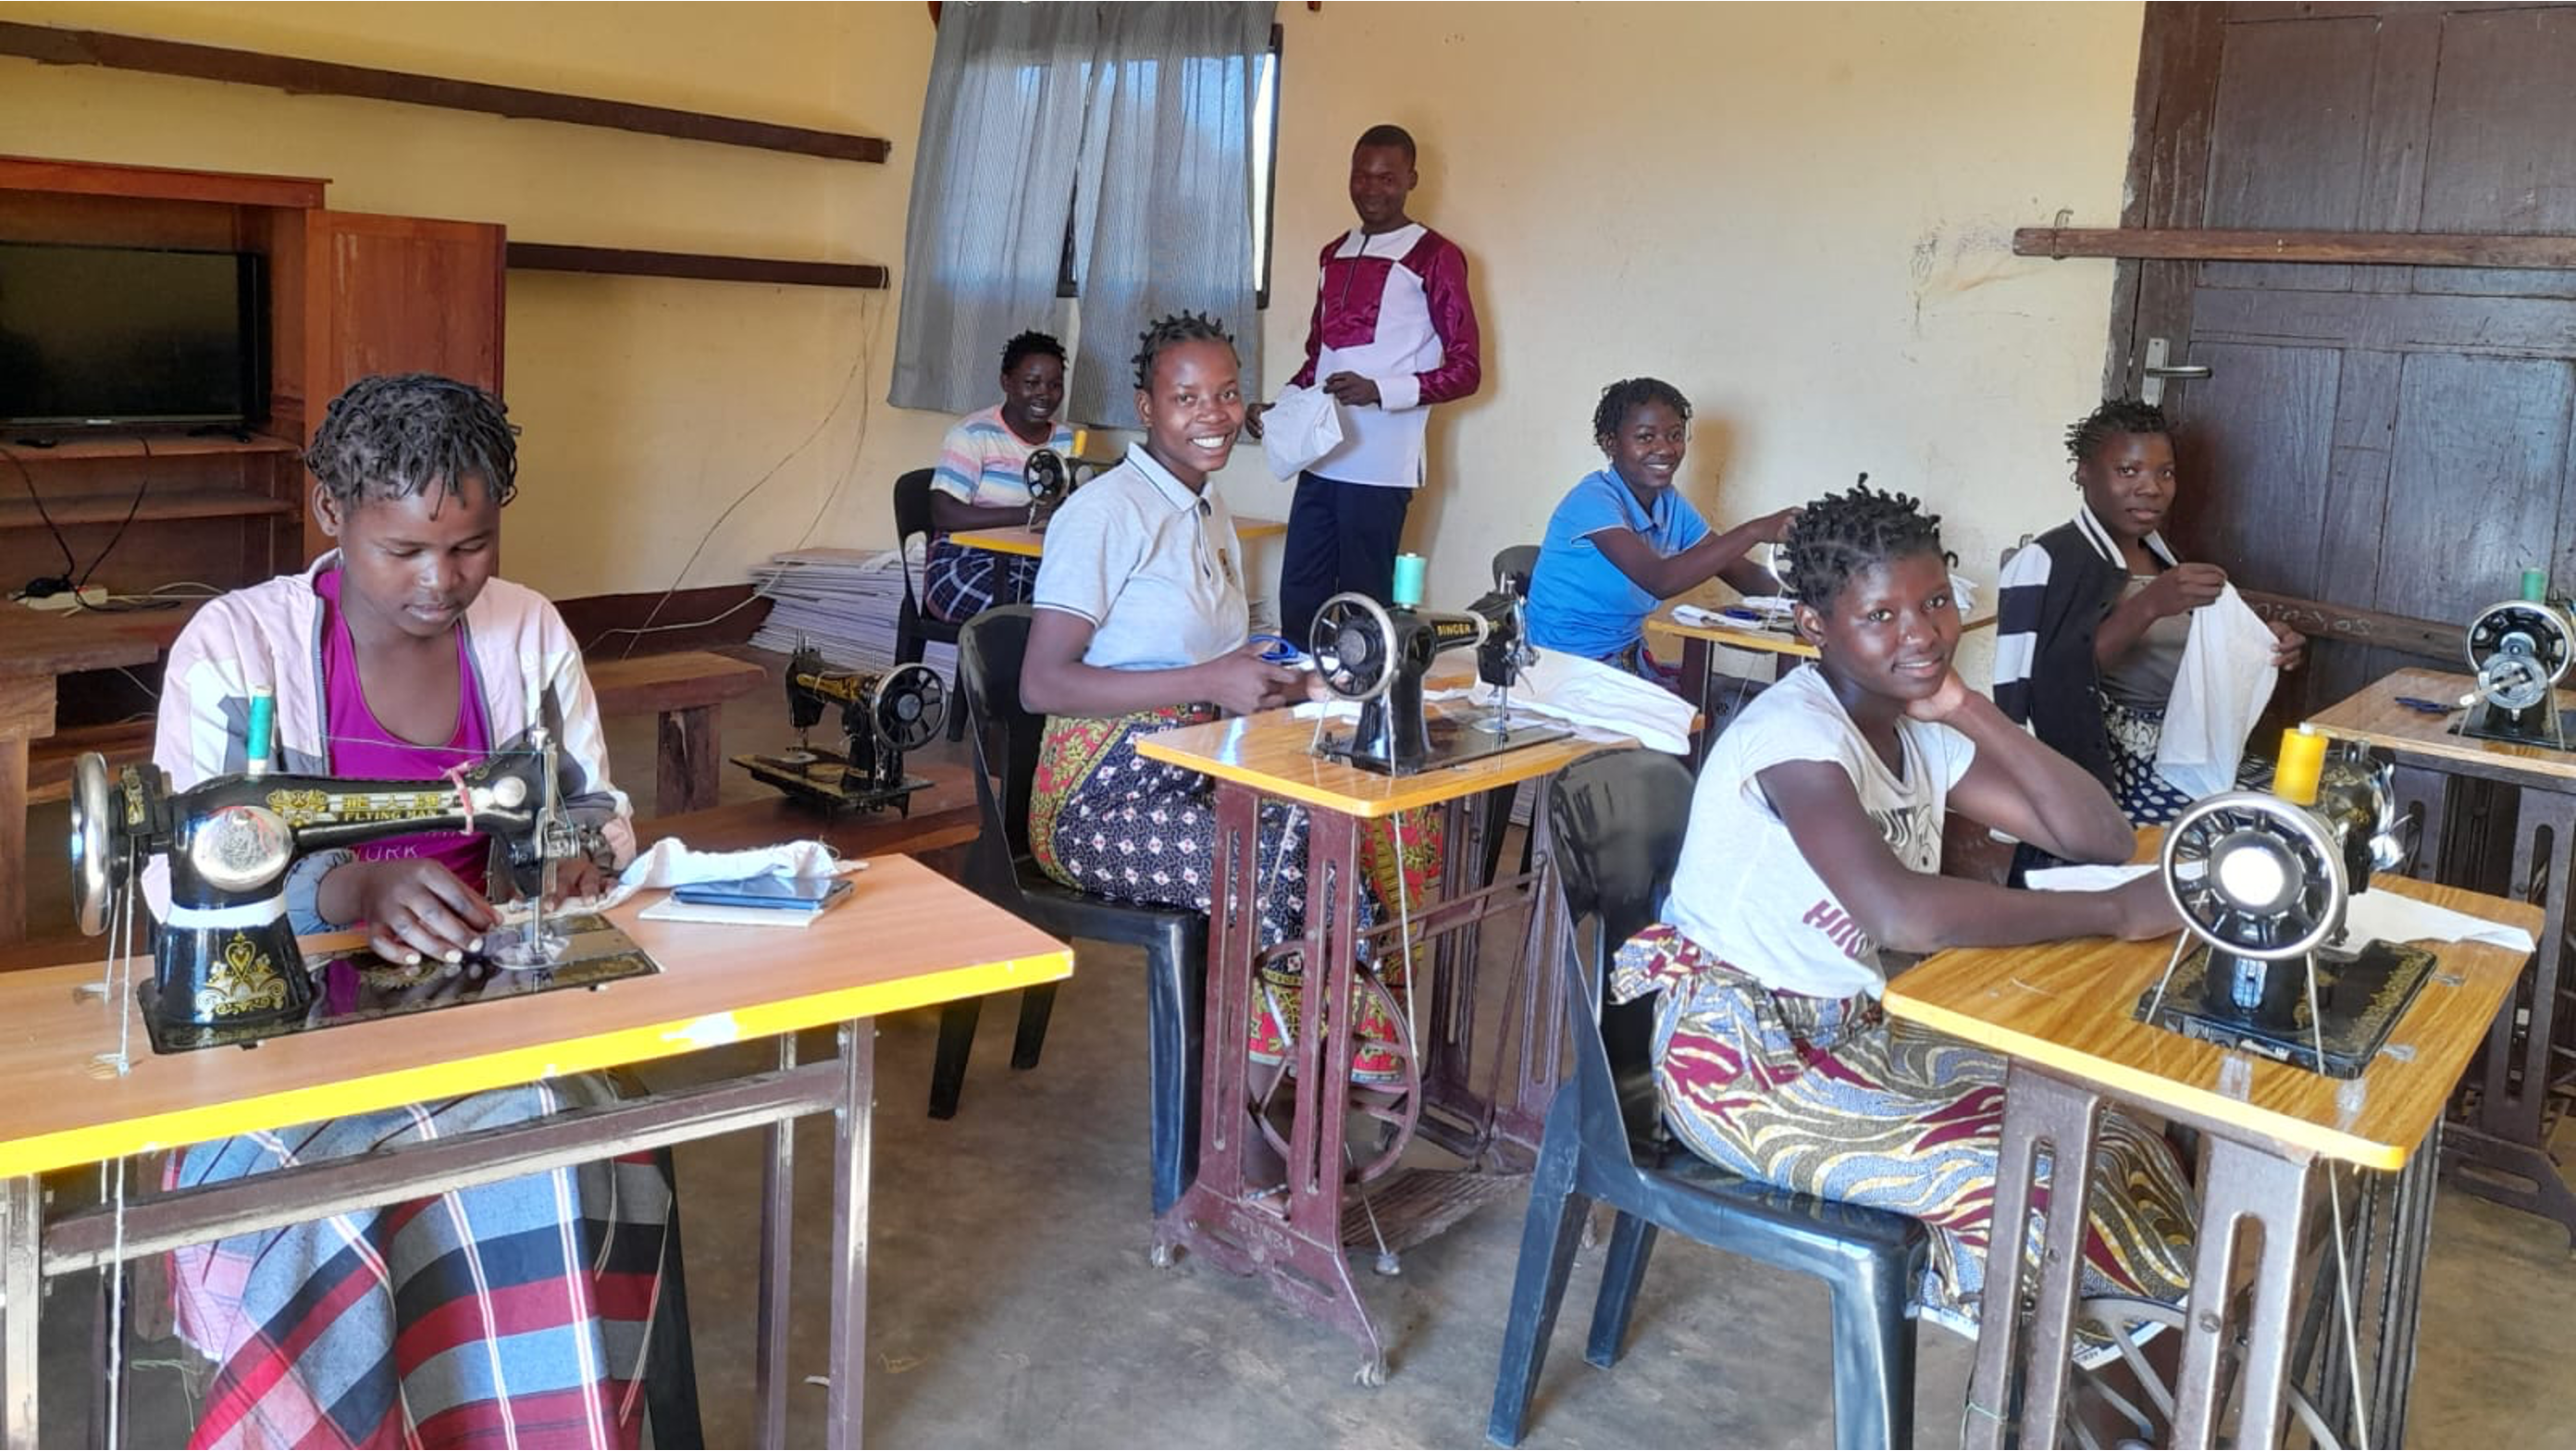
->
[76,436,154,596]
[3,443,80,587]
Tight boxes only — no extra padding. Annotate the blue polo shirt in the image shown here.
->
[1524,466,1711,660]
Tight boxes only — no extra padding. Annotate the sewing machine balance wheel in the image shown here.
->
[872,662,947,750]
[2161,790,2349,962]
[1312,592,1398,701]
[2467,600,2573,711]
[68,750,125,937]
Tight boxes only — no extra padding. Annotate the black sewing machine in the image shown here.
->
[1021,447,1107,528]
[66,724,652,1054]
[1307,572,1567,775]
[732,647,946,813]
[2459,597,2574,750]
[2139,744,2431,1076]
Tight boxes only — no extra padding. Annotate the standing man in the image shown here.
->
[1252,123,1483,643]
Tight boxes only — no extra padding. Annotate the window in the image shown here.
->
[1059,24,1282,306]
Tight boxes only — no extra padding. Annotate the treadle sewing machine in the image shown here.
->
[2458,593,2575,750]
[732,646,947,814]
[1307,555,1567,775]
[66,692,655,1054]
[2142,726,2428,1076]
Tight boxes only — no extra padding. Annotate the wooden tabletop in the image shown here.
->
[0,601,177,679]
[1135,693,1627,818]
[950,515,1288,560]
[2306,666,2576,785]
[0,854,1071,1177]
[1884,870,2537,1171]
[1646,603,1999,661]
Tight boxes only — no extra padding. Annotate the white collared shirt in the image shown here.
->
[1031,443,1249,671]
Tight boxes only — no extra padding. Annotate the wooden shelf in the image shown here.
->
[2012,226,2576,270]
[0,487,294,528]
[0,433,300,463]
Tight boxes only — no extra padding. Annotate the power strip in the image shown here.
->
[21,585,110,613]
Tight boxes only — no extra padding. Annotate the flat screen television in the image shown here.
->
[0,241,268,431]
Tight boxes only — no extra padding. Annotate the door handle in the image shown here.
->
[2140,337,2210,405]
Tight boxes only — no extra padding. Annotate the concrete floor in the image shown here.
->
[24,653,2576,1446]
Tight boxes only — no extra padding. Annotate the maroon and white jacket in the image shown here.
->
[1287,222,1481,489]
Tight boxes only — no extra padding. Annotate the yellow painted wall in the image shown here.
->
[1,0,2146,687]
[0,0,946,601]
[1214,1,2145,681]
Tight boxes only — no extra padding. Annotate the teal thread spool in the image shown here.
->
[2524,567,2549,603]
[1392,552,1428,609]
[244,685,275,778]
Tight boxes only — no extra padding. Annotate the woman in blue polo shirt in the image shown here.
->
[1524,378,1799,684]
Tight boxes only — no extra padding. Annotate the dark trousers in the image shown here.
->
[1279,472,1416,647]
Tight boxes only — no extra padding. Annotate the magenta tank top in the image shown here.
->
[316,569,494,887]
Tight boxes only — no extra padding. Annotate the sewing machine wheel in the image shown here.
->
[872,663,947,750]
[2467,601,2573,711]
[1312,592,1397,701]
[68,751,123,937]
[2161,790,2348,962]
[1023,448,1067,507]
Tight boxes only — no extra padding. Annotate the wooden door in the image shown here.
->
[2112,4,2576,719]
[302,210,505,556]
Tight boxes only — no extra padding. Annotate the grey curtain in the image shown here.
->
[889,2,1273,425]
[887,3,1099,413]
[1066,3,1273,428]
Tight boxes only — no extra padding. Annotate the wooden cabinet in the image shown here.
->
[0,156,507,588]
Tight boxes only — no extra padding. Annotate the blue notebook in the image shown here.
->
[669,874,854,913]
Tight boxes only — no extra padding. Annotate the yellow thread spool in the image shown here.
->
[2275,725,2328,807]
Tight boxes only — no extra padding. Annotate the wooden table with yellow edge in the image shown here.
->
[1886,847,2536,1448]
[1644,595,1997,767]
[2308,664,2576,1240]
[0,855,1071,1450]
[1134,682,1641,1383]
[947,515,1288,559]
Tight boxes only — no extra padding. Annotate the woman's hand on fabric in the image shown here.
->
[1204,646,1308,716]
[2107,873,2184,941]
[548,854,610,907]
[1323,371,1382,407]
[1750,504,1802,544]
[348,860,502,965]
[2139,562,2227,619]
[1240,402,1269,441]
[2267,618,2306,672]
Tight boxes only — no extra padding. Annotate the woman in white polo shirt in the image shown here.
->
[1021,313,1431,1085]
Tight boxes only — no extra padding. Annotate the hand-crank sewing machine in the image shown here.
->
[2140,727,2429,1076]
[67,692,657,1054]
[2458,595,2575,750]
[1307,555,1567,775]
[732,646,947,814]
[1019,447,1106,528]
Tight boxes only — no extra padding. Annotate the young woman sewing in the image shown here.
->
[922,329,1077,623]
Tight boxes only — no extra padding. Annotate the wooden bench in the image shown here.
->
[29,650,770,817]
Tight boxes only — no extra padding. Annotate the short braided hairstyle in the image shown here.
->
[1000,329,1066,374]
[2064,398,2171,465]
[1780,477,1949,610]
[1591,378,1691,445]
[303,373,518,510]
[1130,311,1234,391]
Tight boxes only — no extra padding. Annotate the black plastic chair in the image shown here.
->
[891,466,971,742]
[929,607,1210,1216]
[1487,750,1927,1450]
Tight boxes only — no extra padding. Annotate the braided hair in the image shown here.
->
[303,373,519,510]
[2064,398,2171,465]
[1130,311,1234,391]
[1780,477,1949,610]
[1591,378,1691,445]
[1001,329,1067,374]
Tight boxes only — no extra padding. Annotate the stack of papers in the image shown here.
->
[748,544,958,676]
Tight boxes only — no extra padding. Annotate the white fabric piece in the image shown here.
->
[2155,584,2280,797]
[1466,648,1697,756]
[2026,863,2535,952]
[1260,384,1344,480]
[501,838,860,919]
[1950,572,1979,617]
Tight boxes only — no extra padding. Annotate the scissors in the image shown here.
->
[2394,695,2463,715]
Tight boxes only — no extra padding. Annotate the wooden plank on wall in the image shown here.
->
[2240,588,2461,661]
[507,243,888,291]
[0,20,890,164]
[2024,226,2576,269]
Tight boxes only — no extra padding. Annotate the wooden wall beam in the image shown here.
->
[2241,589,2462,662]
[2020,226,2576,270]
[0,20,890,165]
[507,243,887,291]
